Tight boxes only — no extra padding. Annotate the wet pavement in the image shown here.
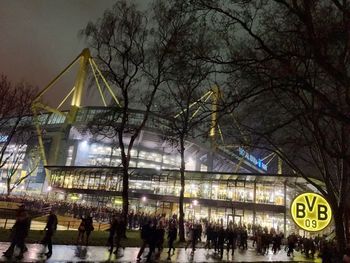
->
[0,242,321,262]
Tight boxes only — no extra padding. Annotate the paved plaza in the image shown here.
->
[0,242,321,262]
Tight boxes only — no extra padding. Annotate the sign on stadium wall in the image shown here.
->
[291,192,332,232]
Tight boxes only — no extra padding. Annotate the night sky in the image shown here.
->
[0,0,141,107]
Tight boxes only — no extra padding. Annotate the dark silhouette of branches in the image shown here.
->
[0,75,38,195]
[190,0,350,251]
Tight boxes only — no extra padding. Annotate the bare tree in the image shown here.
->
[4,146,40,196]
[0,75,38,195]
[151,1,217,241]
[82,0,196,233]
[191,0,350,251]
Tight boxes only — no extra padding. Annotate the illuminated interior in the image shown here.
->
[0,107,327,235]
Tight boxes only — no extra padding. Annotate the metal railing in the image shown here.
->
[0,219,109,231]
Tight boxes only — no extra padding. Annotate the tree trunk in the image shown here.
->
[178,138,186,242]
[332,206,346,253]
[6,178,11,196]
[122,164,129,238]
[345,210,349,244]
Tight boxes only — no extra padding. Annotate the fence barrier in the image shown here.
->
[0,218,109,231]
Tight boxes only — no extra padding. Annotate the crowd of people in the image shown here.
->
[0,195,175,225]
[0,195,119,222]
[0,195,347,262]
[105,210,343,262]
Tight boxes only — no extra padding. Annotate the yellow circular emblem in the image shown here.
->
[291,192,332,232]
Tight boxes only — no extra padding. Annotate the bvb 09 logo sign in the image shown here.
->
[291,193,332,232]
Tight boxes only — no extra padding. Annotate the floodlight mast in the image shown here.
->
[68,48,90,122]
[32,49,92,193]
[172,85,221,170]
[209,85,220,150]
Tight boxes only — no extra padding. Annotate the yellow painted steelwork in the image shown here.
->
[31,107,47,167]
[71,48,90,107]
[67,48,90,123]
[31,48,121,193]
[33,102,66,118]
[174,90,213,119]
[33,55,81,102]
[31,49,90,174]
[90,58,121,106]
[209,85,220,139]
[261,152,275,162]
[291,192,332,232]
[57,87,76,110]
[278,156,283,174]
[217,124,224,144]
[89,59,107,107]
[190,91,213,120]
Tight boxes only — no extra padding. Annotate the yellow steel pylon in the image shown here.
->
[31,48,120,193]
[209,85,221,150]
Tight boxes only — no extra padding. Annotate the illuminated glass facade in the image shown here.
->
[0,107,325,234]
[0,144,27,192]
[47,162,316,233]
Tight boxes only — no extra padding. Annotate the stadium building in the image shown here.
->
[0,49,326,235]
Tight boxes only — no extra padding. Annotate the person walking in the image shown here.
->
[84,216,94,246]
[226,226,237,256]
[41,210,58,258]
[287,233,297,257]
[217,226,226,259]
[113,216,125,255]
[167,222,177,258]
[77,216,86,245]
[146,221,157,262]
[107,215,117,253]
[212,225,219,253]
[241,227,248,250]
[190,224,200,255]
[204,223,213,250]
[185,224,194,252]
[156,220,165,252]
[3,205,31,259]
[137,220,152,261]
